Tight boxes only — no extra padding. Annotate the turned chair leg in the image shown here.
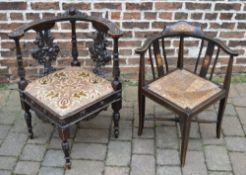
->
[180,116,191,166]
[138,92,145,136]
[112,101,121,138]
[216,98,227,138]
[23,104,34,139]
[58,127,71,169]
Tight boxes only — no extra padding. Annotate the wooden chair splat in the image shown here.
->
[153,40,165,77]
[200,42,215,78]
[177,36,184,69]
[161,38,169,73]
[148,47,156,80]
[209,47,220,80]
[194,39,204,73]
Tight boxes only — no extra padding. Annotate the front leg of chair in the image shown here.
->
[138,92,145,136]
[112,101,121,138]
[23,103,34,139]
[180,115,191,166]
[58,127,71,170]
[216,98,227,138]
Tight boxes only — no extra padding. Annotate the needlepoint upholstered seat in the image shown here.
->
[25,67,114,118]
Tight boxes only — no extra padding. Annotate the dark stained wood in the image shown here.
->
[200,42,215,78]
[111,37,122,138]
[138,53,146,135]
[177,36,184,69]
[210,47,220,80]
[135,21,238,166]
[70,20,80,66]
[148,47,156,80]
[9,8,123,169]
[161,38,169,73]
[194,40,204,73]
[153,40,165,77]
[58,128,71,169]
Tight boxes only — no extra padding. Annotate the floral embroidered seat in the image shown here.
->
[24,67,114,119]
[148,69,222,109]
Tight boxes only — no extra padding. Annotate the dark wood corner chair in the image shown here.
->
[135,21,238,166]
[9,8,123,169]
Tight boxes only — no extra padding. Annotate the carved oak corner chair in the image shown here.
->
[135,21,238,166]
[8,8,123,169]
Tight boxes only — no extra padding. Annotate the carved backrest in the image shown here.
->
[9,8,123,90]
[136,21,238,90]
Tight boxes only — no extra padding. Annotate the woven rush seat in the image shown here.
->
[148,69,222,109]
[24,67,114,119]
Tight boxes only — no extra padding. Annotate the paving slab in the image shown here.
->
[205,145,232,171]
[225,137,246,152]
[71,143,107,160]
[130,155,155,175]
[14,161,40,175]
[222,116,244,136]
[230,152,246,175]
[157,166,182,175]
[0,132,28,156]
[42,150,65,167]
[0,156,17,170]
[106,141,131,166]
[156,126,178,149]
[39,167,64,175]
[75,128,109,143]
[20,144,46,161]
[182,151,207,175]
[157,149,180,165]
[65,160,104,175]
[104,167,129,175]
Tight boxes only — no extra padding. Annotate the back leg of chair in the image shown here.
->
[180,115,191,166]
[23,103,34,139]
[216,98,227,138]
[58,127,71,169]
[138,92,145,136]
[112,100,121,138]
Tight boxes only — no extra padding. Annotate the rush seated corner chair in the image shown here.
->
[8,8,123,169]
[136,21,238,166]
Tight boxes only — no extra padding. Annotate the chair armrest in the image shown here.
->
[213,39,238,57]
[135,36,158,55]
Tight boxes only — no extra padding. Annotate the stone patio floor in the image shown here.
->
[0,83,246,175]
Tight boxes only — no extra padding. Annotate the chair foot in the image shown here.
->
[24,111,34,139]
[64,161,71,170]
[59,128,71,169]
[112,101,121,138]
[114,128,119,138]
[113,111,120,138]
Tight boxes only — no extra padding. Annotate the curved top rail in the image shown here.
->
[136,21,238,56]
[9,8,123,39]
